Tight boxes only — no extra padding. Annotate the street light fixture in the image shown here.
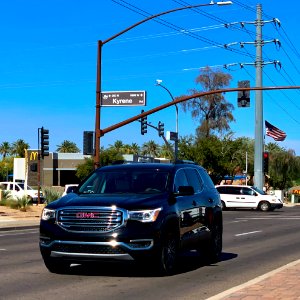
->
[94,1,232,167]
[155,80,179,160]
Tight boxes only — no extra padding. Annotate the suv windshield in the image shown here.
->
[78,169,170,194]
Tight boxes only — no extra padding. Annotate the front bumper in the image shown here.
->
[40,238,155,262]
[271,203,283,209]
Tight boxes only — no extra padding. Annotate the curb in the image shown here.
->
[206,259,300,300]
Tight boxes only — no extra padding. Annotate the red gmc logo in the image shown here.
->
[76,212,96,218]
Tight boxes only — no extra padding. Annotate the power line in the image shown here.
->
[112,0,256,60]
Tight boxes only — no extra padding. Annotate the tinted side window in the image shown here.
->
[241,187,254,195]
[174,169,189,192]
[197,168,215,189]
[185,168,203,193]
[216,186,227,194]
[226,187,241,195]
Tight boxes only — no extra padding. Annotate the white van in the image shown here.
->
[0,181,45,203]
[215,185,283,211]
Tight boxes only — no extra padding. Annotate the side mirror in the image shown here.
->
[177,186,195,196]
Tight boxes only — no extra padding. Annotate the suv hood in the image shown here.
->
[47,192,168,210]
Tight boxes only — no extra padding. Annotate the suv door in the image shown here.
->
[239,186,258,208]
[174,168,202,248]
[218,186,241,208]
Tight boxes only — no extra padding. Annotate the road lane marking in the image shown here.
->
[237,217,300,220]
[235,230,262,236]
[0,229,38,237]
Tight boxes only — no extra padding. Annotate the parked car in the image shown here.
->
[40,162,223,275]
[62,184,78,197]
[215,184,283,211]
[0,181,45,203]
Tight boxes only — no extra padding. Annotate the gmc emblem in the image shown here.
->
[76,212,96,218]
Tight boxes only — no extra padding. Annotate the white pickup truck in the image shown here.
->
[0,181,45,203]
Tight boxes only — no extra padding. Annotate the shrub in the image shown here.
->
[0,196,31,211]
[43,187,63,204]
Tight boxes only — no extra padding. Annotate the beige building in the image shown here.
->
[27,150,90,187]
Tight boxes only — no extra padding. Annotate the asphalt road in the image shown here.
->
[0,206,299,300]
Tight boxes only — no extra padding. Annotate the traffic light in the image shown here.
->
[40,127,49,159]
[238,80,250,107]
[141,110,147,135]
[158,121,164,137]
[263,151,269,173]
[83,131,94,155]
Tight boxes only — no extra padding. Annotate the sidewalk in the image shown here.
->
[1,204,299,299]
[208,259,300,299]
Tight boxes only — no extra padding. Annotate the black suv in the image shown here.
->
[40,162,222,274]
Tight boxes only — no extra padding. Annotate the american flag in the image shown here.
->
[265,121,287,141]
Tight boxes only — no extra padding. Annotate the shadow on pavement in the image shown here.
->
[53,251,238,278]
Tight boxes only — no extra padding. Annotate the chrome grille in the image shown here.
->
[57,208,124,233]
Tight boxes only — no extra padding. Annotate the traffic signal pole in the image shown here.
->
[93,2,233,169]
[99,86,300,137]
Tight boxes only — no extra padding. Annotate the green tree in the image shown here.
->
[0,158,13,181]
[56,140,80,153]
[141,140,160,157]
[128,143,140,155]
[76,157,94,180]
[108,140,124,153]
[76,148,123,180]
[178,66,234,138]
[11,139,29,157]
[267,147,300,190]
[0,142,11,159]
[159,143,174,159]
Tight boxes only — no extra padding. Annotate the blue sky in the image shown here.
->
[1,0,299,154]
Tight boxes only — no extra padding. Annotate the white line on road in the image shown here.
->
[0,229,38,237]
[235,230,262,236]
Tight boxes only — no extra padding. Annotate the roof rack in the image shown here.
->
[174,160,196,165]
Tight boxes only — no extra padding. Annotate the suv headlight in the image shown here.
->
[128,208,162,223]
[41,208,56,221]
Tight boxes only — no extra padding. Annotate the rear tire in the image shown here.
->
[201,221,223,263]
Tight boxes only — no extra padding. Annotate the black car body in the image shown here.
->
[40,162,222,274]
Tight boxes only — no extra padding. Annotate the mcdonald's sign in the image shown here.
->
[30,151,38,161]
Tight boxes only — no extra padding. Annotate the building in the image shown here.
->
[27,150,90,187]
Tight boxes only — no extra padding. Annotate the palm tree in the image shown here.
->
[56,140,80,153]
[108,140,125,153]
[129,143,140,155]
[11,139,29,157]
[160,143,173,159]
[0,142,11,159]
[141,140,160,157]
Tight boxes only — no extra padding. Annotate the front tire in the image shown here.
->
[155,231,178,275]
[42,253,71,274]
[221,201,226,211]
[258,201,271,212]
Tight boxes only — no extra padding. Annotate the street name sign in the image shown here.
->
[101,91,146,106]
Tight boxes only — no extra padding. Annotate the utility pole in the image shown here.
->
[254,3,264,190]
[224,4,281,190]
